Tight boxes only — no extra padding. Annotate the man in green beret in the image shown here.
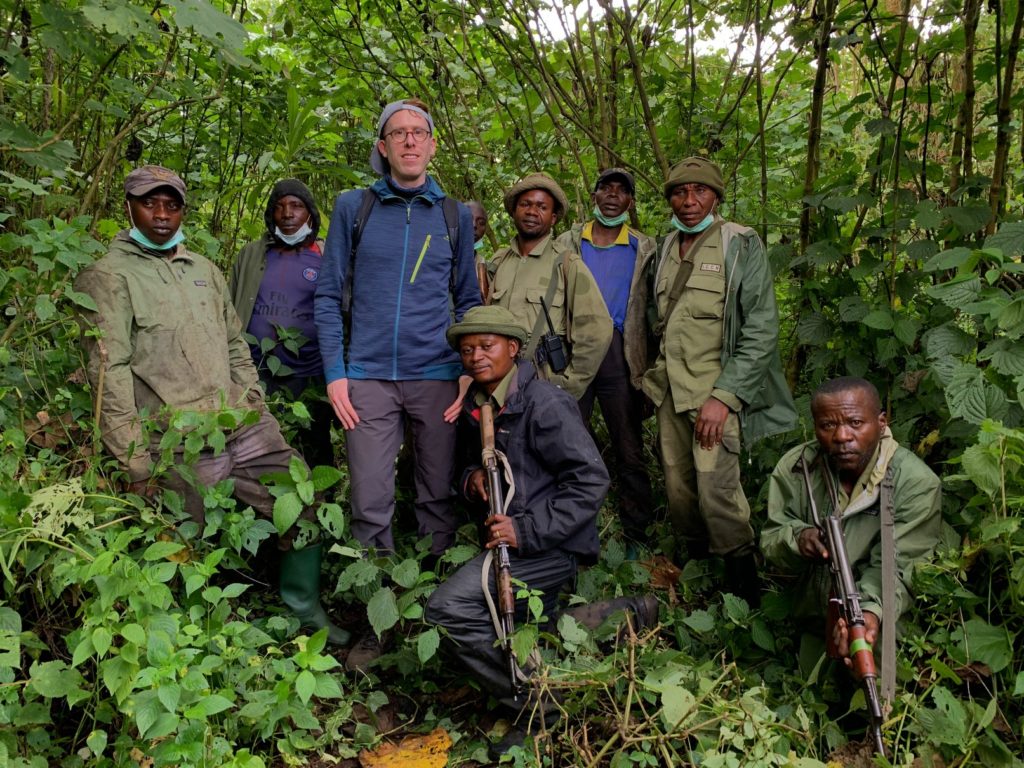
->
[425,305,628,751]
[486,172,612,399]
[643,157,797,606]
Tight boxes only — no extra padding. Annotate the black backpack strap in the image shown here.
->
[441,196,461,298]
[342,188,377,314]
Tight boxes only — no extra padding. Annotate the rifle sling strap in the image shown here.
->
[880,464,897,712]
[523,250,570,362]
[654,220,723,336]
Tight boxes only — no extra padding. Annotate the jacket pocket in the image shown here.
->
[683,273,725,319]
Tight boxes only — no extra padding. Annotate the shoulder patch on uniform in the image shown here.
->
[302,267,319,282]
[700,263,721,273]
[194,279,208,286]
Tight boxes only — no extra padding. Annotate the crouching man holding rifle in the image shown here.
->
[762,377,941,755]
[425,306,609,753]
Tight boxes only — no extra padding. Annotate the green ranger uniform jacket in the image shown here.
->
[75,233,262,481]
[557,223,658,389]
[761,434,942,622]
[487,234,612,399]
[642,219,797,443]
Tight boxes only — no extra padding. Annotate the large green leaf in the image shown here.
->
[984,222,1024,258]
[661,685,696,729]
[28,660,85,698]
[926,274,981,308]
[961,444,1001,497]
[367,587,399,637]
[924,324,975,359]
[923,247,972,272]
[979,339,1024,376]
[947,203,992,234]
[956,618,1014,673]
[796,313,830,345]
[272,492,302,534]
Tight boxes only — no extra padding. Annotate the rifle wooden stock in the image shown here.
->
[801,455,887,758]
[479,402,521,699]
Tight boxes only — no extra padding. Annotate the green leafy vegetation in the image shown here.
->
[2,0,1023,765]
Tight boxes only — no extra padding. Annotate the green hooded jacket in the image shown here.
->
[75,233,262,481]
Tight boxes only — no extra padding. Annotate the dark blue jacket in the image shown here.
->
[458,362,606,564]
[315,176,480,382]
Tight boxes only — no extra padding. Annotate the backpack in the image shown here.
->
[340,188,461,315]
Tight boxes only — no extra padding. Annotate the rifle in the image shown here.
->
[537,296,568,374]
[800,454,887,758]
[479,401,523,700]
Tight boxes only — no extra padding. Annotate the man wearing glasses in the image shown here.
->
[315,99,480,653]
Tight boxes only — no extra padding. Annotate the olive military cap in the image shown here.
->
[663,157,725,200]
[503,172,569,216]
[446,305,529,350]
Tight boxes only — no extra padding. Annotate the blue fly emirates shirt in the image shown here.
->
[579,221,637,333]
[247,242,324,378]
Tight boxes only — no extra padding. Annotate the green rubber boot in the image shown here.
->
[279,543,351,646]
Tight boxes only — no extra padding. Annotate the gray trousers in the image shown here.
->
[345,379,458,554]
[157,409,314,549]
[424,548,575,711]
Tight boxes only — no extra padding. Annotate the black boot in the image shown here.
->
[563,595,660,633]
[723,551,761,609]
[279,543,351,646]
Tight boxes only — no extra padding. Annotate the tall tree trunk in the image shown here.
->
[988,0,1024,230]
[799,0,838,253]
[948,0,980,200]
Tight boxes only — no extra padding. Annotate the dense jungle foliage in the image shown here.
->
[2,0,1024,765]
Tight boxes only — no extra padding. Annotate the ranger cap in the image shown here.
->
[663,157,724,200]
[594,167,635,195]
[125,165,186,203]
[503,172,569,216]
[446,306,529,350]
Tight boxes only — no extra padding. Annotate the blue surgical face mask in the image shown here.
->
[474,238,485,251]
[274,218,313,246]
[129,225,185,251]
[593,206,629,228]
[671,213,715,234]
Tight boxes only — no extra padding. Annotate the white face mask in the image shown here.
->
[274,218,313,246]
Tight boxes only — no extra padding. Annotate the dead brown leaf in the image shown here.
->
[357,727,452,768]
[642,555,681,590]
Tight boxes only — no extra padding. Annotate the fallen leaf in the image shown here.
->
[358,728,452,768]
[642,555,681,590]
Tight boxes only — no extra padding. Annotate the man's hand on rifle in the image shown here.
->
[466,468,489,502]
[797,526,830,561]
[833,611,880,674]
[485,513,518,550]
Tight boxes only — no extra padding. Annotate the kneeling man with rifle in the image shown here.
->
[761,376,941,755]
[426,306,654,752]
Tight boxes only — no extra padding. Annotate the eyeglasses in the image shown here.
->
[383,127,432,144]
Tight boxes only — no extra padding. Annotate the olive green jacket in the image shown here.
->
[761,437,942,623]
[75,233,262,481]
[487,234,612,399]
[643,220,797,443]
[557,223,658,389]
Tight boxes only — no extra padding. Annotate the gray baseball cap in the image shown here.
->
[124,165,186,202]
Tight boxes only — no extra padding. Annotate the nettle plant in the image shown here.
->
[0,407,363,768]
